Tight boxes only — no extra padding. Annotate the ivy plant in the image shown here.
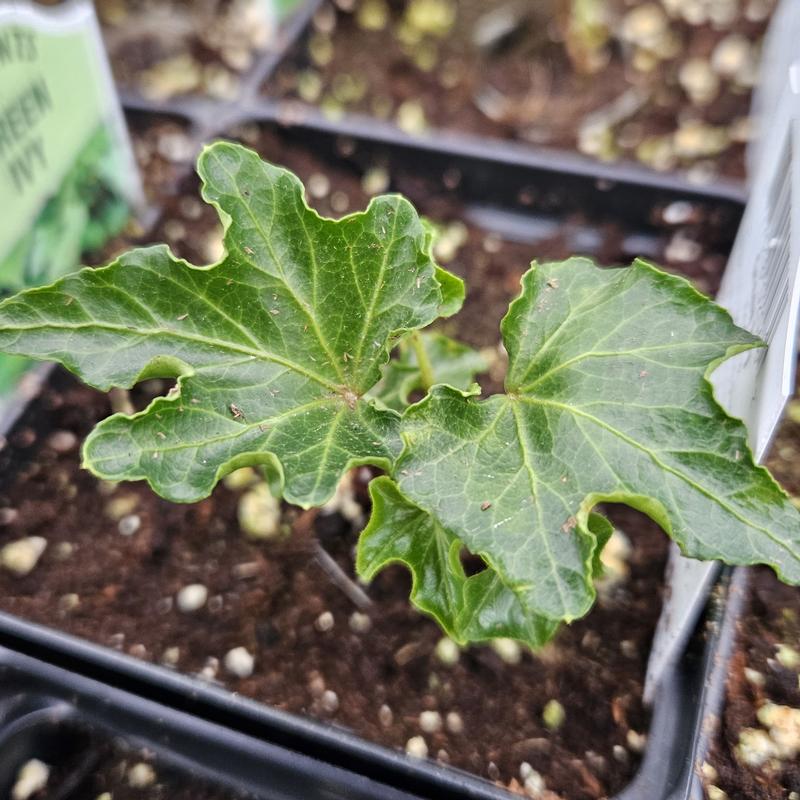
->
[0,141,798,648]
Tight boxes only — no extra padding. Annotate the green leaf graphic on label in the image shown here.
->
[0,142,459,506]
[386,257,800,628]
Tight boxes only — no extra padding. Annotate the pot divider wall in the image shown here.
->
[0,644,429,800]
[112,0,322,133]
[0,106,753,800]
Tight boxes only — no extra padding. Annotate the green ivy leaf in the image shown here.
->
[357,476,614,646]
[0,142,461,506]
[368,332,487,412]
[381,257,800,629]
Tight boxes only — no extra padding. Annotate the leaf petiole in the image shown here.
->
[410,330,435,392]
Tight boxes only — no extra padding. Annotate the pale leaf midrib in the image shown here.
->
[209,150,347,384]
[89,396,337,461]
[517,340,733,394]
[523,396,800,564]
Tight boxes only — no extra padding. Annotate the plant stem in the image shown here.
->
[313,540,373,611]
[294,508,373,611]
[410,330,435,392]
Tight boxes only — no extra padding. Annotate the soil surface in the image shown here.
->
[706,402,800,800]
[266,0,777,181]
[0,126,738,800]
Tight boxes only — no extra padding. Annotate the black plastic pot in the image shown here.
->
[0,107,750,800]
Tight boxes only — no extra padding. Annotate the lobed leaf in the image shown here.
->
[0,142,462,506]
[358,476,615,647]
[365,257,800,634]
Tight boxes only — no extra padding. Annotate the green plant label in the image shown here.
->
[270,0,308,20]
[0,0,141,401]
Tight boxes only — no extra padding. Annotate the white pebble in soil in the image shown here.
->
[117,514,141,537]
[128,762,156,789]
[199,656,219,682]
[315,611,335,632]
[47,430,78,453]
[405,736,428,759]
[490,638,521,665]
[378,704,393,727]
[349,611,372,633]
[678,58,720,106]
[12,759,49,800]
[176,583,208,613]
[54,541,74,560]
[711,34,753,79]
[626,730,647,752]
[0,507,18,525]
[665,231,703,263]
[419,710,442,733]
[308,673,326,698]
[224,647,255,678]
[238,483,281,540]
[662,201,694,226]
[321,690,339,712]
[434,636,460,666]
[445,711,464,734]
[1,536,47,576]
[320,472,364,526]
[776,643,800,670]
[58,593,80,613]
[542,699,565,730]
[523,769,547,799]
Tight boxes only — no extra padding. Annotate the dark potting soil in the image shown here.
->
[0,127,737,800]
[706,405,800,800]
[266,0,774,180]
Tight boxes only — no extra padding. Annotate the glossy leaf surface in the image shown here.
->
[374,257,800,630]
[0,142,460,506]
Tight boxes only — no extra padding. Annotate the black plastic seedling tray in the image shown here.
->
[0,110,750,800]
[0,644,428,800]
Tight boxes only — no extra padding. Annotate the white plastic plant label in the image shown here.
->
[0,0,141,404]
[645,59,800,702]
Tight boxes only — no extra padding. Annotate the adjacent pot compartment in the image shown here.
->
[0,116,749,800]
[702,395,800,799]
[105,0,320,122]
[0,645,424,800]
[260,0,771,184]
